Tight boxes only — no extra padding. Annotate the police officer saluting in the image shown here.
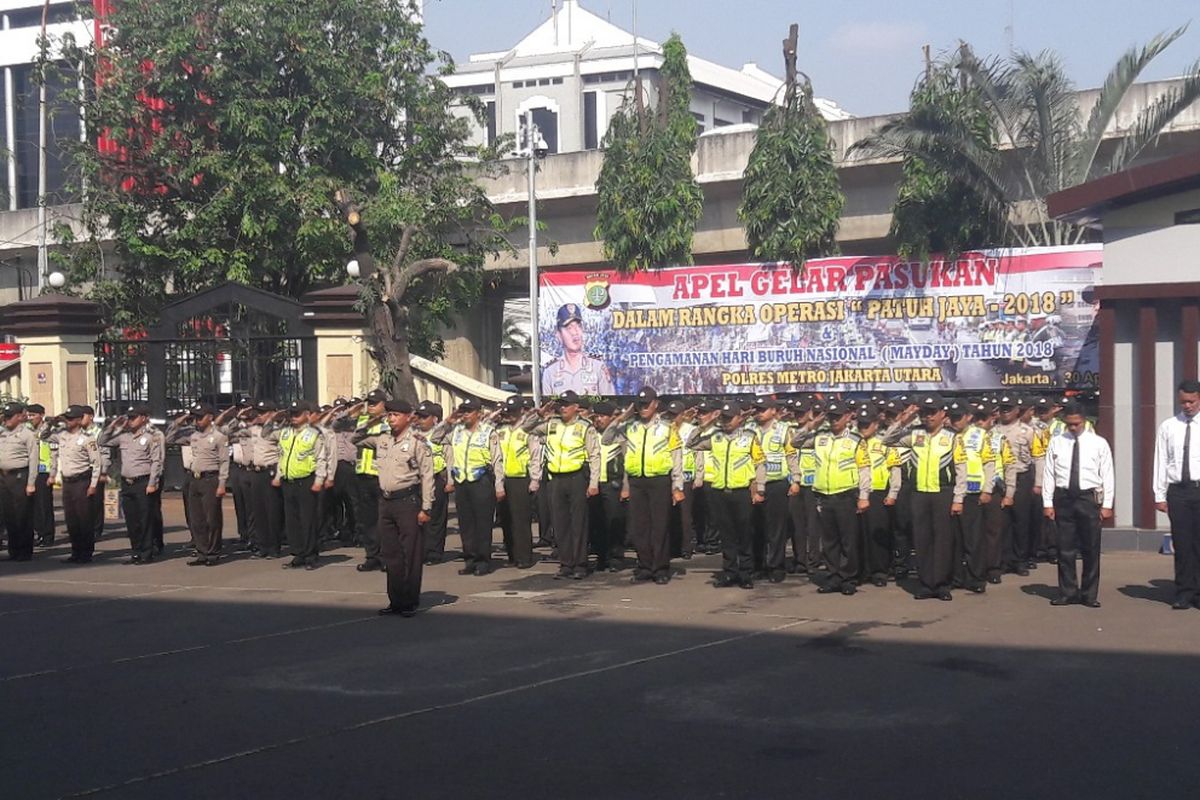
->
[354,400,434,617]
[166,403,230,566]
[0,402,39,561]
[49,405,102,563]
[99,405,164,564]
[270,400,327,569]
[25,403,56,546]
[441,398,504,576]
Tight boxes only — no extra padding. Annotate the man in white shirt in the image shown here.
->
[1153,379,1200,610]
[1043,401,1114,608]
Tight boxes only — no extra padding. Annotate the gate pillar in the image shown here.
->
[0,294,105,411]
[301,287,377,404]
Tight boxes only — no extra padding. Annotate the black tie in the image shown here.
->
[1069,435,1081,494]
[1184,422,1192,484]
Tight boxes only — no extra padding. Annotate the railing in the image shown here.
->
[411,355,508,409]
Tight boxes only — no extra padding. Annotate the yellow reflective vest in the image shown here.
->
[953,425,994,494]
[450,423,496,483]
[911,427,957,493]
[599,439,622,483]
[622,419,677,478]
[279,426,320,480]
[707,429,764,490]
[354,414,384,477]
[679,422,698,477]
[856,436,898,492]
[753,420,794,482]
[499,426,530,479]
[812,431,860,495]
[544,419,590,474]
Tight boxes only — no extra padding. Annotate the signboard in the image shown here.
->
[537,246,1102,395]
[0,343,18,362]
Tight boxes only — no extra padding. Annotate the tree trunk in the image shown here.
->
[367,301,419,404]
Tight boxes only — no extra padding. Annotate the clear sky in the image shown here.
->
[422,0,1200,117]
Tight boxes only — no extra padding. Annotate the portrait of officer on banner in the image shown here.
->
[542,303,615,396]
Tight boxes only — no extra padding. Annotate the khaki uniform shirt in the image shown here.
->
[52,428,102,488]
[994,421,1035,473]
[167,424,231,490]
[0,425,39,489]
[98,424,164,488]
[356,427,434,512]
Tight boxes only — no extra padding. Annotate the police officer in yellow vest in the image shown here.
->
[884,394,958,600]
[526,391,601,580]
[855,406,902,587]
[413,401,450,565]
[792,400,862,595]
[747,396,795,583]
[603,387,684,585]
[588,401,628,571]
[352,389,389,572]
[979,404,1018,584]
[495,396,538,569]
[663,399,705,560]
[271,400,327,569]
[443,398,505,576]
[687,402,766,589]
[25,404,56,546]
[786,398,823,576]
[949,401,995,593]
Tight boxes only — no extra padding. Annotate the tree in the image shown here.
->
[853,28,1200,246]
[53,0,511,399]
[738,25,843,273]
[593,33,703,272]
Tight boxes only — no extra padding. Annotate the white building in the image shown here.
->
[443,0,850,155]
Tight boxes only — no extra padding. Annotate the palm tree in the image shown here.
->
[852,27,1200,246]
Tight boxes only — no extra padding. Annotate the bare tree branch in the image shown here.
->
[391,257,457,302]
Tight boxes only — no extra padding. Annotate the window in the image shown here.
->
[5,2,78,28]
[714,117,734,128]
[522,107,559,155]
[583,70,634,85]
[583,92,598,150]
[11,61,82,210]
[485,101,496,146]
[456,84,492,97]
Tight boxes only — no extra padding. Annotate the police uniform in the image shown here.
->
[82,411,108,542]
[444,398,504,575]
[670,406,705,560]
[220,404,257,548]
[786,401,822,574]
[351,389,389,571]
[746,397,794,581]
[0,403,39,561]
[247,401,284,557]
[496,397,537,569]
[541,304,615,395]
[98,405,165,564]
[856,410,901,586]
[414,402,451,564]
[952,413,996,592]
[358,400,435,617]
[982,417,1019,583]
[589,401,627,571]
[325,404,360,545]
[271,400,327,568]
[795,401,862,594]
[49,406,102,563]
[166,403,230,565]
[25,405,56,546]
[994,395,1038,573]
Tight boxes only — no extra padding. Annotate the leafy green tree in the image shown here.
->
[594,33,703,272]
[52,0,511,400]
[854,29,1200,246]
[738,25,843,272]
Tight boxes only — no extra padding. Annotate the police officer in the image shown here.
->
[951,402,995,593]
[980,404,1018,584]
[99,406,165,564]
[81,405,108,542]
[541,303,615,395]
[855,406,900,588]
[747,396,794,582]
[25,403,56,546]
[0,402,39,561]
[604,387,684,584]
[496,396,537,569]
[271,400,327,569]
[588,400,627,571]
[442,398,504,576]
[45,406,101,563]
[665,399,704,560]
[526,391,601,580]
[247,400,284,558]
[351,390,388,572]
[321,399,359,545]
[217,402,257,550]
[786,398,822,576]
[995,394,1038,575]
[166,403,230,566]
[355,400,434,617]
[413,401,451,565]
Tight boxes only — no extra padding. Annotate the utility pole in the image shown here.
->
[36,0,51,292]
[525,109,541,404]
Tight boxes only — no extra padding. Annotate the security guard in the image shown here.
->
[45,406,101,563]
[165,403,230,565]
[271,400,327,569]
[526,391,601,580]
[355,399,434,617]
[855,406,901,587]
[352,389,389,572]
[413,401,451,564]
[747,396,795,582]
[25,403,56,546]
[686,402,766,589]
[0,402,39,561]
[951,402,996,593]
[442,398,504,576]
[98,405,165,564]
[588,400,627,571]
[496,396,537,569]
[604,387,684,584]
[995,394,1038,575]
[786,399,822,575]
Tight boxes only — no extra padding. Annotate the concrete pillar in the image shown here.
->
[301,286,377,404]
[0,294,103,412]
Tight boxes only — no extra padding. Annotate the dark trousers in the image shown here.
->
[33,472,54,544]
[549,469,588,570]
[590,481,627,567]
[628,474,672,578]
[956,494,987,588]
[1006,469,1035,567]
[230,463,253,543]
[456,478,496,569]
[913,487,955,592]
[185,475,223,558]
[92,478,107,539]
[378,493,423,611]
[711,487,753,581]
[670,481,697,558]
[0,470,33,559]
[249,468,283,556]
[893,477,915,573]
[149,487,164,554]
[861,489,893,581]
[499,475,534,566]
[693,486,721,550]
[353,473,381,560]
[423,472,449,560]
[119,476,155,560]
[983,487,1008,578]
[281,478,319,562]
[788,485,821,573]
[758,480,790,573]
[328,461,357,542]
[1167,483,1200,604]
[817,489,859,586]
[62,474,96,560]
[536,482,555,546]
[1054,490,1102,602]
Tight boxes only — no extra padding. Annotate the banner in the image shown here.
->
[537,246,1102,396]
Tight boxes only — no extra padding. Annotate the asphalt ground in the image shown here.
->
[2,498,1199,800]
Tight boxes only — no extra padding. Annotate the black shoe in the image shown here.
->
[987,574,1002,585]
[399,608,417,618]
[1015,567,1030,577]
[738,579,754,590]
[817,582,842,594]
[1050,596,1078,606]
[61,555,81,564]
[606,564,621,573]
[573,568,588,580]
[1082,599,1101,608]
[654,574,670,585]
[357,559,382,572]
[283,558,305,569]
[1026,560,1038,570]
[936,589,953,601]
[914,589,935,600]
[475,563,491,577]
[769,570,786,584]
[187,557,207,566]
[1172,597,1193,610]
[871,576,888,588]
[713,575,737,588]
[681,552,693,560]
[968,583,986,594]
[377,606,403,616]
[122,557,143,565]
[630,572,653,584]
[304,560,319,571]
[841,583,858,596]
[204,558,219,566]
[423,558,440,566]
[458,566,475,575]
[554,566,572,580]
[893,569,910,581]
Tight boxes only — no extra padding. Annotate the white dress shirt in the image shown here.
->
[1152,413,1200,503]
[1042,429,1115,510]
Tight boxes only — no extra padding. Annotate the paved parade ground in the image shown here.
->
[2,501,1199,800]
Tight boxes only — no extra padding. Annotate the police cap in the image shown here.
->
[556,304,583,329]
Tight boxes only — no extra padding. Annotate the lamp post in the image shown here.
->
[524,109,547,404]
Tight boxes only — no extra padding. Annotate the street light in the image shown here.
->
[346,259,361,279]
[47,271,65,290]
[523,109,548,404]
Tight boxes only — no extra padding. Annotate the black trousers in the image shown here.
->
[499,475,534,566]
[893,476,915,573]
[711,487,754,581]
[92,477,107,539]
[861,489,893,581]
[328,461,357,542]
[1006,469,1035,567]
[185,475,223,558]
[817,489,859,586]
[1053,490,1102,602]
[62,473,96,560]
[119,475,155,560]
[983,486,1008,578]
[249,468,283,556]
[149,487,164,554]
[1167,483,1200,604]
[956,494,987,588]
[536,482,555,546]
[281,478,320,562]
[549,469,588,570]
[757,480,790,573]
[456,478,497,569]
[0,470,33,559]
[670,481,697,558]
[230,463,253,543]
[33,472,54,544]
[788,485,821,573]
[423,472,449,560]
[353,473,381,560]
[912,487,955,592]
[693,486,720,549]
[628,474,673,578]
[590,481,626,567]
[378,493,423,611]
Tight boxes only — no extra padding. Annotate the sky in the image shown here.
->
[421,0,1200,117]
